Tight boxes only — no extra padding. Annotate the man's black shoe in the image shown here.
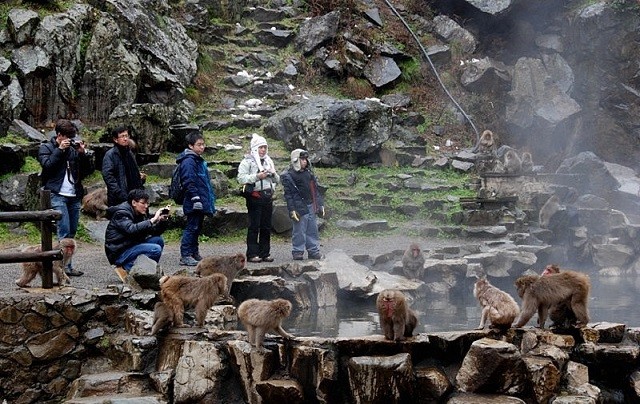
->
[65,269,84,276]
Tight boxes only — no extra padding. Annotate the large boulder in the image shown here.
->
[263,96,392,167]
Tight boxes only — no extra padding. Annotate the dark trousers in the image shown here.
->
[245,194,273,259]
[180,211,204,258]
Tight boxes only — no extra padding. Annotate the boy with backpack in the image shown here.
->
[175,133,216,266]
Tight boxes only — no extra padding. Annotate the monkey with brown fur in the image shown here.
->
[473,277,519,329]
[82,187,108,219]
[514,270,590,328]
[541,264,578,328]
[16,238,75,288]
[195,253,246,295]
[478,130,497,154]
[503,149,522,174]
[401,243,425,280]
[237,298,294,349]
[151,301,173,335]
[376,289,418,341]
[159,273,228,327]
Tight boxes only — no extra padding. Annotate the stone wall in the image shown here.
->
[2,291,640,403]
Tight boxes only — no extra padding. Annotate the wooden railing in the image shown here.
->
[0,190,62,288]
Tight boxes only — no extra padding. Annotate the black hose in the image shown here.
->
[381,0,481,151]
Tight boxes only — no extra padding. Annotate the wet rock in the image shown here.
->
[432,15,477,54]
[522,356,561,403]
[255,28,294,48]
[447,392,525,403]
[227,340,278,403]
[456,338,528,394]
[363,56,401,88]
[319,250,376,297]
[7,9,39,46]
[415,366,452,401]
[255,379,304,403]
[347,353,414,402]
[174,340,226,403]
[461,57,511,93]
[26,325,79,360]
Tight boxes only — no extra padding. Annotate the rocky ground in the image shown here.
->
[0,229,467,295]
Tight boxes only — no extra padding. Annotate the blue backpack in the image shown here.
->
[169,164,185,204]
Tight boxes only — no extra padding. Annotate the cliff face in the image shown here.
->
[0,0,638,171]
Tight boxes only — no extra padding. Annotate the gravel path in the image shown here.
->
[0,230,468,294]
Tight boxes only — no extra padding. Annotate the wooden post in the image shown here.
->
[40,190,54,288]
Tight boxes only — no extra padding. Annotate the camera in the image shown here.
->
[263,171,274,178]
[69,139,81,149]
[160,208,170,215]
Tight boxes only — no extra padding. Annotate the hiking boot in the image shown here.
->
[292,254,304,261]
[114,266,128,282]
[261,256,274,262]
[248,256,262,263]
[192,253,203,261]
[179,256,199,266]
[65,268,84,276]
[308,252,324,260]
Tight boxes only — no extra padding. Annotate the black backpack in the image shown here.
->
[169,164,185,204]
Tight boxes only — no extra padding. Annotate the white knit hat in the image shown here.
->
[250,133,268,171]
[250,133,267,153]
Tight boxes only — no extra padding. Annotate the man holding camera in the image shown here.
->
[105,189,170,281]
[38,119,94,276]
[237,133,279,263]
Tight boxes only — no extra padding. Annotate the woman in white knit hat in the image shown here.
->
[237,133,279,262]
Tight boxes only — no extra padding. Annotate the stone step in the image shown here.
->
[66,371,155,400]
[65,393,167,403]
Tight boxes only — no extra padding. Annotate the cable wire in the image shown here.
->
[381,0,481,150]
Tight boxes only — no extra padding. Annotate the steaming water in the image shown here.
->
[283,275,640,338]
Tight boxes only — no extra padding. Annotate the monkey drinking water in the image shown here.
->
[376,289,418,341]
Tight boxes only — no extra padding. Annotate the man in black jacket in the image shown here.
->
[101,125,146,207]
[38,119,94,276]
[105,189,170,281]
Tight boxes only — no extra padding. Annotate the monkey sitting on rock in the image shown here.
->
[376,289,418,341]
[473,277,519,329]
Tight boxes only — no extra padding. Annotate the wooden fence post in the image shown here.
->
[40,190,54,288]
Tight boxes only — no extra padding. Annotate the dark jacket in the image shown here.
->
[104,202,167,264]
[38,136,94,198]
[281,167,324,216]
[102,145,144,206]
[176,150,216,215]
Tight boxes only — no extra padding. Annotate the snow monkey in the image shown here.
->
[503,149,522,174]
[151,301,173,335]
[540,264,578,328]
[478,129,497,154]
[16,238,75,287]
[521,152,533,173]
[195,252,246,294]
[158,273,228,327]
[538,194,561,229]
[81,187,108,219]
[514,270,590,328]
[401,242,425,280]
[473,277,520,329]
[237,298,294,349]
[376,289,418,341]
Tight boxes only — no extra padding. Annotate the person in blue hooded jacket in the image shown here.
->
[176,133,216,266]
